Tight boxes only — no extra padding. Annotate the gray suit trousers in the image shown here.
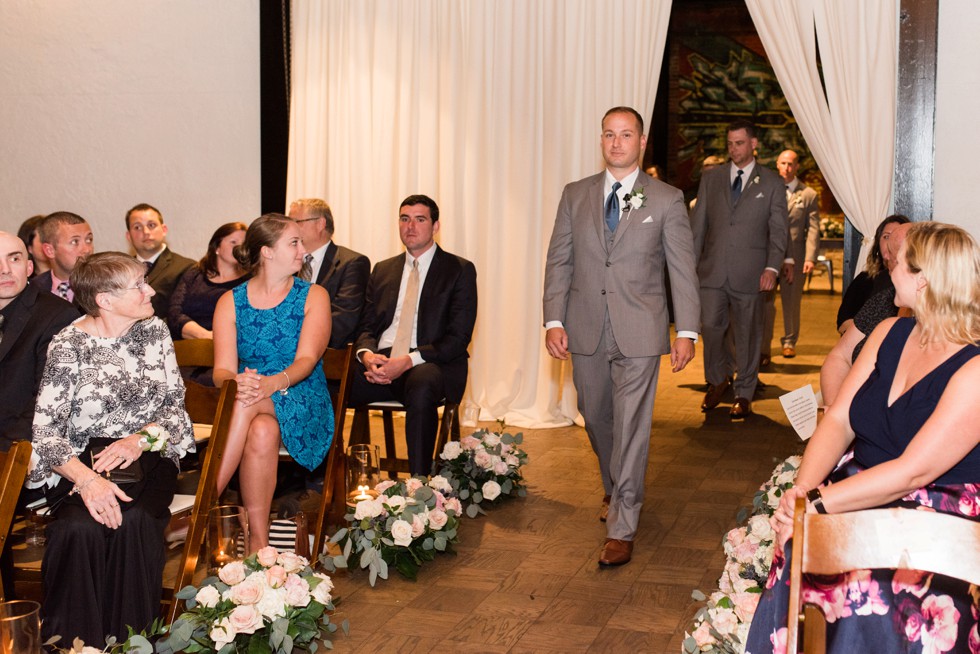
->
[761,264,806,354]
[571,311,660,541]
[701,283,763,399]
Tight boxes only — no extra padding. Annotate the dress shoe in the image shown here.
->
[730,397,752,419]
[782,345,796,358]
[598,538,633,566]
[701,378,731,411]
[599,495,611,523]
[760,354,772,368]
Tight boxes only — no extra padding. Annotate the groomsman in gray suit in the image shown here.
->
[761,150,821,360]
[691,120,788,418]
[543,107,701,566]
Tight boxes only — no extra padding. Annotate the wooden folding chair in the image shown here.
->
[350,401,460,479]
[786,496,980,653]
[172,338,215,369]
[173,339,219,440]
[165,379,236,623]
[0,442,32,602]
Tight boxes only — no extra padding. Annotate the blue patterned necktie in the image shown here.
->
[731,169,744,203]
[605,181,622,232]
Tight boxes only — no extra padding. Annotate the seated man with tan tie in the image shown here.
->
[351,195,477,476]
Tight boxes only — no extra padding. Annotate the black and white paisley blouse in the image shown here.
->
[28,316,194,488]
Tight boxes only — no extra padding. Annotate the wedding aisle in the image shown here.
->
[322,290,840,653]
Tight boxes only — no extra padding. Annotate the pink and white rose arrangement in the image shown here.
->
[436,428,528,517]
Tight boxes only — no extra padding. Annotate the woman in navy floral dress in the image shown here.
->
[213,214,333,552]
[747,223,980,653]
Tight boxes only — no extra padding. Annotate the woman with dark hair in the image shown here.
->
[17,214,50,278]
[212,214,334,552]
[835,214,910,334]
[168,221,247,340]
[28,252,194,644]
[746,223,980,652]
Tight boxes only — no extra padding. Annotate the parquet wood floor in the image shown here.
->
[325,285,840,652]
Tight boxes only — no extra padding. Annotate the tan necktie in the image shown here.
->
[390,260,419,358]
[299,254,313,281]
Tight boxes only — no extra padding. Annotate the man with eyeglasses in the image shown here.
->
[124,203,194,319]
[288,198,370,348]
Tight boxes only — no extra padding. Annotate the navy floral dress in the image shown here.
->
[233,279,333,470]
[746,319,980,653]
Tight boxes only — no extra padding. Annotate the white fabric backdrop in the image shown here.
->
[287,0,673,427]
[745,0,897,273]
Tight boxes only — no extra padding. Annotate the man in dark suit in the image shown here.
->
[543,107,701,566]
[352,195,477,476]
[288,198,370,348]
[691,120,788,418]
[0,231,79,449]
[125,203,195,318]
[32,211,94,304]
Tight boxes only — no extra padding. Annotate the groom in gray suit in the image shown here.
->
[691,120,788,418]
[543,107,701,566]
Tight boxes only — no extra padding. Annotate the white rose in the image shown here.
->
[227,605,263,635]
[482,432,501,447]
[390,519,414,547]
[428,509,448,530]
[354,498,383,520]
[195,585,221,608]
[218,560,246,586]
[229,577,264,605]
[474,450,494,470]
[428,475,452,492]
[276,550,307,574]
[255,586,287,620]
[384,495,407,513]
[309,572,333,605]
[209,618,236,650]
[628,194,644,210]
[283,574,311,607]
[493,461,509,475]
[440,441,462,460]
[707,606,738,636]
[505,454,520,467]
[482,480,501,501]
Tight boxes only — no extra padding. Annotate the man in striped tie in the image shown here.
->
[31,212,94,306]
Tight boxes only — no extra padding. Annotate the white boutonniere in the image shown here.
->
[138,424,167,452]
[623,187,647,212]
[752,175,760,186]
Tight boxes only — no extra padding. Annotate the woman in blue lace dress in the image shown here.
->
[746,222,980,653]
[213,214,334,552]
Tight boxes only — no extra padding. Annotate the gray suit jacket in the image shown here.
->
[785,181,820,265]
[690,163,789,293]
[543,171,701,358]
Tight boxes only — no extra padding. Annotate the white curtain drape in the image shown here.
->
[288,0,673,427]
[745,0,897,271]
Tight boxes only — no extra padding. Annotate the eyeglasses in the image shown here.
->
[119,279,151,294]
[293,217,322,224]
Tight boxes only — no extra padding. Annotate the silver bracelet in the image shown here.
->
[279,371,290,396]
[69,475,99,496]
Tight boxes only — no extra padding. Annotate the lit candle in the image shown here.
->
[346,485,379,506]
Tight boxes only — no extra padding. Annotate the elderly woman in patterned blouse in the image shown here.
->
[27,251,194,646]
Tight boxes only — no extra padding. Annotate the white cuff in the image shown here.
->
[676,330,699,344]
[544,320,564,330]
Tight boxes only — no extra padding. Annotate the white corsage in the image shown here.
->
[138,425,167,452]
[623,187,647,212]
[752,175,760,185]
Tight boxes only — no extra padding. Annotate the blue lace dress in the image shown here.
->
[233,279,333,470]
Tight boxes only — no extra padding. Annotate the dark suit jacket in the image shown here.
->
[0,284,80,449]
[147,248,195,319]
[354,245,477,402]
[315,242,370,349]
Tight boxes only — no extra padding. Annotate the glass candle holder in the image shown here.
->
[0,600,41,654]
[207,505,249,575]
[346,444,381,506]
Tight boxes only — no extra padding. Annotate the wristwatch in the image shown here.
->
[806,487,828,514]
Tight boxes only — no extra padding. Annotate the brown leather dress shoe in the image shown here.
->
[701,378,731,411]
[598,538,633,566]
[760,354,772,368]
[730,397,752,419]
[782,345,796,358]
[599,495,611,522]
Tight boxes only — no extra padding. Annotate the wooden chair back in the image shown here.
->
[165,379,236,623]
[173,338,215,369]
[0,442,32,602]
[350,402,460,479]
[310,344,356,558]
[786,496,980,653]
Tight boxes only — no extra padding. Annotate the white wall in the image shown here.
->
[934,0,980,240]
[0,0,261,258]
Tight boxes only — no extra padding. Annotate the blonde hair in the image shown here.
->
[903,222,980,345]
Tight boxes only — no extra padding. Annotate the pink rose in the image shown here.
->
[283,574,311,607]
[411,513,427,538]
[256,546,279,567]
[920,594,961,653]
[444,497,462,515]
[276,550,307,574]
[460,435,481,450]
[229,578,264,605]
[265,565,288,588]
[218,560,246,586]
[405,478,424,494]
[428,475,452,493]
[505,454,520,467]
[474,450,494,470]
[493,461,509,475]
[691,622,715,647]
[375,480,397,493]
[195,585,221,608]
[428,508,448,530]
[228,605,263,635]
[733,591,761,621]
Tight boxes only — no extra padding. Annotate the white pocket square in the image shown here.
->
[642,216,654,224]
[755,192,764,198]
